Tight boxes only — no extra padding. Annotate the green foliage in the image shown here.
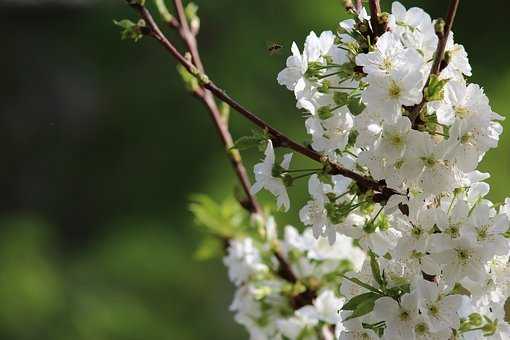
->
[347,96,366,115]
[189,194,248,238]
[344,294,379,321]
[177,64,200,92]
[113,19,146,42]
[231,129,269,152]
[194,236,225,261]
[424,74,449,102]
[154,0,174,23]
[369,251,385,288]
[185,2,200,32]
[342,292,381,311]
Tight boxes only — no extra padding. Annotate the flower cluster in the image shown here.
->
[243,1,510,339]
[224,217,365,339]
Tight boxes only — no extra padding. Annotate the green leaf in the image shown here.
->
[155,0,173,22]
[347,96,365,115]
[185,2,200,32]
[344,298,377,321]
[194,236,224,261]
[369,251,384,287]
[342,292,381,311]
[385,284,411,300]
[177,64,199,92]
[189,194,247,238]
[424,75,449,102]
[113,19,146,42]
[340,274,384,294]
[231,130,268,151]
[333,92,349,107]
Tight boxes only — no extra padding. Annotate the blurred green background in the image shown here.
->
[0,0,508,339]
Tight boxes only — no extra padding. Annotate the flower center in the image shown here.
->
[390,134,403,146]
[454,106,470,118]
[428,304,439,317]
[456,248,471,264]
[415,322,428,335]
[446,224,460,238]
[411,225,423,238]
[421,156,437,168]
[461,132,473,144]
[388,81,401,99]
[477,225,489,241]
[400,310,410,321]
[382,57,394,71]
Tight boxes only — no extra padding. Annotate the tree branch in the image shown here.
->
[430,0,460,76]
[126,1,400,201]
[145,0,262,214]
[355,0,363,12]
[369,0,384,36]
[408,0,460,126]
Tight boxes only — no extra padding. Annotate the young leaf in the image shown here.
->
[424,75,449,102]
[231,130,269,151]
[342,292,381,311]
[113,19,146,42]
[194,236,224,261]
[347,96,365,115]
[344,298,376,321]
[340,273,384,294]
[189,194,247,238]
[369,251,384,288]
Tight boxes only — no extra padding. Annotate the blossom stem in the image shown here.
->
[369,205,384,224]
[317,71,343,79]
[125,1,401,204]
[328,86,357,90]
[284,168,323,173]
[291,172,317,181]
[355,0,363,13]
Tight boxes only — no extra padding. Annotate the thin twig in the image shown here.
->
[409,0,460,126]
[430,0,460,76]
[148,1,261,214]
[369,0,383,36]
[355,0,363,12]
[126,1,400,201]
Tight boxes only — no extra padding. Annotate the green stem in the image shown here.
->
[292,172,317,181]
[318,71,343,80]
[284,168,323,173]
[329,86,357,90]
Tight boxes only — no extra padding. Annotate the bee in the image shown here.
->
[266,41,283,55]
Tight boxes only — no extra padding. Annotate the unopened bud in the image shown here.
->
[282,174,294,187]
[378,12,390,26]
[468,313,483,327]
[343,0,354,11]
[318,106,333,120]
[318,80,330,93]
[435,18,446,35]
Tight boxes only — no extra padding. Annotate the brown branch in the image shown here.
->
[430,0,460,76]
[369,0,384,36]
[126,1,400,201]
[145,1,262,214]
[409,0,460,126]
[355,0,363,12]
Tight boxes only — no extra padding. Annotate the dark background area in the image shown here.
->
[0,0,508,339]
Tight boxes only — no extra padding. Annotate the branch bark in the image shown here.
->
[369,0,384,36]
[409,0,461,126]
[430,0,460,76]
[126,1,400,201]
[145,1,262,214]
